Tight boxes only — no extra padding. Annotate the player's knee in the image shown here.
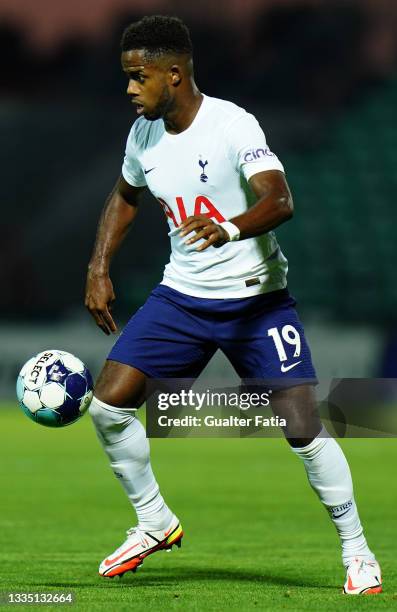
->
[94,365,146,408]
[93,382,140,407]
[283,415,321,443]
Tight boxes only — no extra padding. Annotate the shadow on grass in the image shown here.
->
[25,567,335,590]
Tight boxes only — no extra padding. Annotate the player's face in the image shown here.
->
[121,50,175,121]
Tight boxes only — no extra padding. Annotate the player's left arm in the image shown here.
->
[179,169,293,251]
[230,169,293,239]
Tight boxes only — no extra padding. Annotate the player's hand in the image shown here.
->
[85,269,118,335]
[178,215,229,251]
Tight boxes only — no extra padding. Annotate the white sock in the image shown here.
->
[292,427,374,567]
[89,396,173,531]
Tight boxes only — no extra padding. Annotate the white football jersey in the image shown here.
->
[122,94,288,298]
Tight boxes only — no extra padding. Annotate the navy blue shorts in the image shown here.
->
[108,284,317,382]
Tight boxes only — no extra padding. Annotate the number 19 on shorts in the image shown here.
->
[268,325,302,372]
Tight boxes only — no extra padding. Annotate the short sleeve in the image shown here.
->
[121,128,147,187]
[226,113,284,181]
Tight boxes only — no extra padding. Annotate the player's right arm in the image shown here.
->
[85,176,144,335]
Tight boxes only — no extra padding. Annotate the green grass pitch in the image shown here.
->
[1,404,396,611]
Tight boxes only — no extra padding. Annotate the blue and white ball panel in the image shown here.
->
[108,284,317,385]
[16,350,93,427]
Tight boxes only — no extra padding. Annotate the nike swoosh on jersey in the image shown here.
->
[280,360,302,373]
[144,167,156,174]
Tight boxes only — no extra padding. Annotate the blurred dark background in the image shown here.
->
[1,0,397,385]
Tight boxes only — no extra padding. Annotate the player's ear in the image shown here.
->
[169,65,182,87]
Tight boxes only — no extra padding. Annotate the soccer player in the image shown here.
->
[85,15,381,594]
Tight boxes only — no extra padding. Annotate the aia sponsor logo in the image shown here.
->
[158,195,225,227]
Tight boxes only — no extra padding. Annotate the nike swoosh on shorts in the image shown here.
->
[280,361,302,373]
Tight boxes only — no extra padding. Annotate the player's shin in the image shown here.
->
[291,427,374,567]
[89,396,172,530]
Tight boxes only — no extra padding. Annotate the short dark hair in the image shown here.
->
[121,15,193,57]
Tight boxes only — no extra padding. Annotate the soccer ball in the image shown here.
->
[16,350,93,427]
